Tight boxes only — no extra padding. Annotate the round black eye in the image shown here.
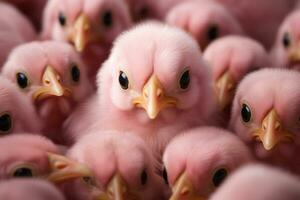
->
[71,64,80,82]
[241,103,252,123]
[282,32,290,48]
[162,167,168,185]
[179,70,190,90]
[0,114,12,133]
[119,71,129,90]
[140,170,148,185]
[16,72,28,89]
[212,168,228,187]
[102,10,113,27]
[207,25,219,42]
[13,167,33,178]
[58,12,66,26]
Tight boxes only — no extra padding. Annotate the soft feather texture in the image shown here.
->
[2,41,92,144]
[229,68,300,174]
[0,76,41,135]
[270,10,300,70]
[0,134,57,180]
[166,1,244,50]
[203,35,269,122]
[67,130,168,200]
[0,179,66,200]
[64,22,216,157]
[210,164,300,200]
[0,2,36,67]
[41,0,132,80]
[163,127,252,199]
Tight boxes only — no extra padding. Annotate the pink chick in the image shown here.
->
[66,130,168,200]
[1,41,93,145]
[163,127,253,200]
[0,2,36,67]
[229,68,300,174]
[3,0,48,31]
[0,134,92,185]
[166,1,244,50]
[0,179,66,200]
[203,36,269,117]
[41,0,132,80]
[270,10,300,70]
[210,164,300,200]
[0,76,41,135]
[64,22,216,155]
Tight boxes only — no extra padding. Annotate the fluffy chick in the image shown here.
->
[2,41,93,144]
[229,68,300,174]
[67,130,169,200]
[163,127,252,200]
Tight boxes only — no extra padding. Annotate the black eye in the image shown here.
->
[212,168,228,187]
[58,12,66,26]
[0,114,12,133]
[207,25,219,42]
[140,169,148,185]
[138,6,149,20]
[119,71,129,90]
[71,64,80,82]
[102,10,113,27]
[282,32,290,48]
[16,72,28,89]
[162,167,168,185]
[241,103,252,123]
[13,167,33,178]
[179,70,190,90]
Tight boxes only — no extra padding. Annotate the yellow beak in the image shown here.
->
[106,174,128,200]
[32,65,71,102]
[215,71,236,110]
[252,109,295,150]
[46,153,92,184]
[288,44,300,65]
[132,75,177,119]
[170,172,205,200]
[71,13,91,52]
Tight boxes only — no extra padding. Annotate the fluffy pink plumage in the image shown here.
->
[163,127,252,200]
[67,130,169,200]
[210,164,300,200]
[0,134,91,184]
[41,0,132,80]
[229,68,300,174]
[166,1,244,50]
[0,2,36,67]
[64,22,216,156]
[2,41,93,144]
[270,10,300,70]
[0,76,41,135]
[0,179,66,200]
[203,36,269,120]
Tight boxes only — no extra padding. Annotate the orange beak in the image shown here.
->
[46,153,92,184]
[32,65,71,102]
[70,13,91,52]
[106,174,128,200]
[132,75,177,119]
[215,71,236,110]
[288,42,300,65]
[170,172,205,200]
[252,109,295,150]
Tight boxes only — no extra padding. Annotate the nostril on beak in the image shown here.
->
[54,161,68,170]
[275,122,281,131]
[157,89,162,98]
[143,91,148,99]
[181,187,190,196]
[262,123,267,131]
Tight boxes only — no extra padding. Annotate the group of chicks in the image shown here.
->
[1,0,300,199]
